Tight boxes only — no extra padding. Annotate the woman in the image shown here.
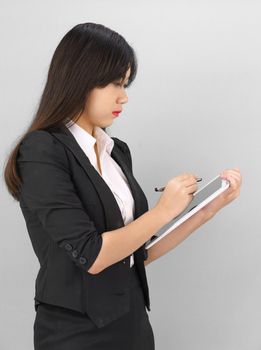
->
[4,22,242,349]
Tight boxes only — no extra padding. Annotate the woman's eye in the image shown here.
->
[114,82,127,88]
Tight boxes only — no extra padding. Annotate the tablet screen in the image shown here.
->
[145,175,229,248]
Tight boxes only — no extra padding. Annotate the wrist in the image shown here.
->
[201,207,216,222]
[152,205,174,225]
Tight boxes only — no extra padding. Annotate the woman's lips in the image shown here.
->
[112,111,121,117]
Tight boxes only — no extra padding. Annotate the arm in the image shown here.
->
[17,131,171,275]
[17,131,103,273]
[90,206,171,273]
[144,208,211,267]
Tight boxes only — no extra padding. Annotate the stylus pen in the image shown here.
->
[154,177,202,192]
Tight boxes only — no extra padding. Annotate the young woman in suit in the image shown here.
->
[4,22,242,349]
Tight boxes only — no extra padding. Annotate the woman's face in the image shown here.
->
[81,67,131,130]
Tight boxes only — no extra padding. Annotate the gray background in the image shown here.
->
[1,0,260,349]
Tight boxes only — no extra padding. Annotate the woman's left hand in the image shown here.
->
[201,167,242,221]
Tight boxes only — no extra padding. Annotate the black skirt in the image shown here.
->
[33,263,155,350]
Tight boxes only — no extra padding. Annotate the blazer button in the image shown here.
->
[64,243,73,251]
[123,260,126,264]
[79,256,87,264]
[72,250,79,258]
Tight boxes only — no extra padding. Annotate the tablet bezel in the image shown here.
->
[145,174,230,249]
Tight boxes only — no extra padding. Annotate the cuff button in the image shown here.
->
[72,250,79,258]
[79,257,87,264]
[64,243,73,251]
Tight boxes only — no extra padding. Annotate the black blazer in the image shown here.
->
[16,123,153,328]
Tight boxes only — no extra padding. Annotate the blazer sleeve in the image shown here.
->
[16,130,103,273]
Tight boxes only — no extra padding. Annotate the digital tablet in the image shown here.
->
[145,174,230,249]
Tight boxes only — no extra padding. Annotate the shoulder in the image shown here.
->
[20,129,59,146]
[17,130,68,169]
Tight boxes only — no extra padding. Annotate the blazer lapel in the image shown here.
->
[49,124,148,235]
[110,140,148,220]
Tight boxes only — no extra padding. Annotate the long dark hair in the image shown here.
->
[4,22,137,201]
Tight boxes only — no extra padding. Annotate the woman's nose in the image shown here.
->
[118,91,128,104]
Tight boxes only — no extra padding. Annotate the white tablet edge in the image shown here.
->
[145,177,230,250]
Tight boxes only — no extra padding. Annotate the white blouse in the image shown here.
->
[65,120,135,267]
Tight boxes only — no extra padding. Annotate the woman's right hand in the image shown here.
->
[154,172,199,221]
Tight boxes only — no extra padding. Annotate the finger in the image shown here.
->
[221,168,241,177]
[187,183,198,194]
[221,171,241,185]
[229,170,242,178]
[178,173,192,180]
[227,172,241,182]
[226,176,238,191]
[232,174,241,183]
[180,173,198,184]
[220,170,241,182]
[182,177,198,188]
